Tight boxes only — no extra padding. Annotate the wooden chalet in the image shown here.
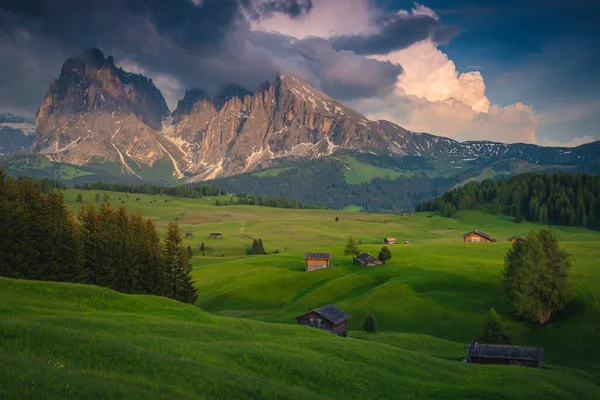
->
[353,253,382,266]
[404,240,412,245]
[185,232,194,238]
[466,343,543,368]
[384,238,397,244]
[209,233,222,239]
[296,304,351,336]
[304,252,332,272]
[508,236,526,243]
[462,230,497,243]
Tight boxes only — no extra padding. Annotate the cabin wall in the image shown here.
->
[470,357,541,368]
[297,314,347,337]
[463,233,491,243]
[306,259,329,272]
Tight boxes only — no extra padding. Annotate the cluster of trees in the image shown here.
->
[503,228,571,324]
[416,173,600,228]
[343,236,392,264]
[215,194,318,209]
[234,193,319,209]
[0,168,197,304]
[250,239,266,255]
[479,228,571,344]
[210,158,462,212]
[74,181,225,198]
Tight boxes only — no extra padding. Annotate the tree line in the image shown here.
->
[0,167,197,303]
[416,172,600,228]
[217,193,320,209]
[74,181,225,198]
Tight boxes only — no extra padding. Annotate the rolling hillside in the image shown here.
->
[2,189,599,398]
[2,277,599,399]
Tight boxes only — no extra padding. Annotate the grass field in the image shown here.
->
[2,188,599,398]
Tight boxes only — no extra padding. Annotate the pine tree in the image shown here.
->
[187,246,193,258]
[144,219,167,296]
[76,193,83,203]
[378,246,392,264]
[335,216,339,222]
[344,235,360,256]
[95,193,100,202]
[163,222,198,303]
[503,228,572,324]
[491,199,502,215]
[480,308,510,344]
[363,313,376,333]
[41,190,84,282]
[200,242,206,252]
[113,205,137,293]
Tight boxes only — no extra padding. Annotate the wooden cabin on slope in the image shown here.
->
[296,304,351,336]
[185,232,194,238]
[462,230,497,243]
[209,233,222,239]
[466,343,543,368]
[304,252,332,272]
[353,253,382,266]
[384,238,397,244]
[508,236,526,243]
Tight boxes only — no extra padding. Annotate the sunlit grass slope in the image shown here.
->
[2,278,599,399]
[56,189,600,386]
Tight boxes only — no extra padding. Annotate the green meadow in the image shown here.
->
[1,188,599,398]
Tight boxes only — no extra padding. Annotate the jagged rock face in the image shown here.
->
[34,49,182,173]
[169,75,413,180]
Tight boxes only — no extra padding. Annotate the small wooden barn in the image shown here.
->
[384,238,397,244]
[304,252,332,272]
[404,240,412,245]
[209,233,222,239]
[185,232,194,238]
[508,236,526,243]
[466,343,543,368]
[296,304,351,336]
[353,253,382,266]
[462,230,496,243]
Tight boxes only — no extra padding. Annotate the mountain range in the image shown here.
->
[1,48,599,209]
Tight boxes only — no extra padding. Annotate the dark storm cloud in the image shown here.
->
[242,0,313,20]
[0,0,419,115]
[330,12,461,55]
[249,32,403,101]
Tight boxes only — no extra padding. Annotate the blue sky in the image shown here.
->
[383,0,600,143]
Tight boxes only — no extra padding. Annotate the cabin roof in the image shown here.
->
[462,230,497,242]
[209,232,222,235]
[508,236,525,241]
[298,304,351,324]
[385,238,397,241]
[354,253,376,261]
[466,344,543,361]
[304,252,332,260]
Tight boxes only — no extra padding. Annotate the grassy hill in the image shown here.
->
[2,277,600,399]
[2,189,599,398]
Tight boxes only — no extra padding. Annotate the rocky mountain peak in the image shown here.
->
[172,88,212,122]
[213,84,253,111]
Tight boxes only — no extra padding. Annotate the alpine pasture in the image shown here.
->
[1,189,599,398]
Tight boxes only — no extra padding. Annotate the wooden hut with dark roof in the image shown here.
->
[304,252,332,272]
[466,343,543,368]
[353,253,382,266]
[296,304,351,336]
[462,230,497,243]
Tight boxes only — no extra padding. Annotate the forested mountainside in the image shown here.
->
[417,172,600,228]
